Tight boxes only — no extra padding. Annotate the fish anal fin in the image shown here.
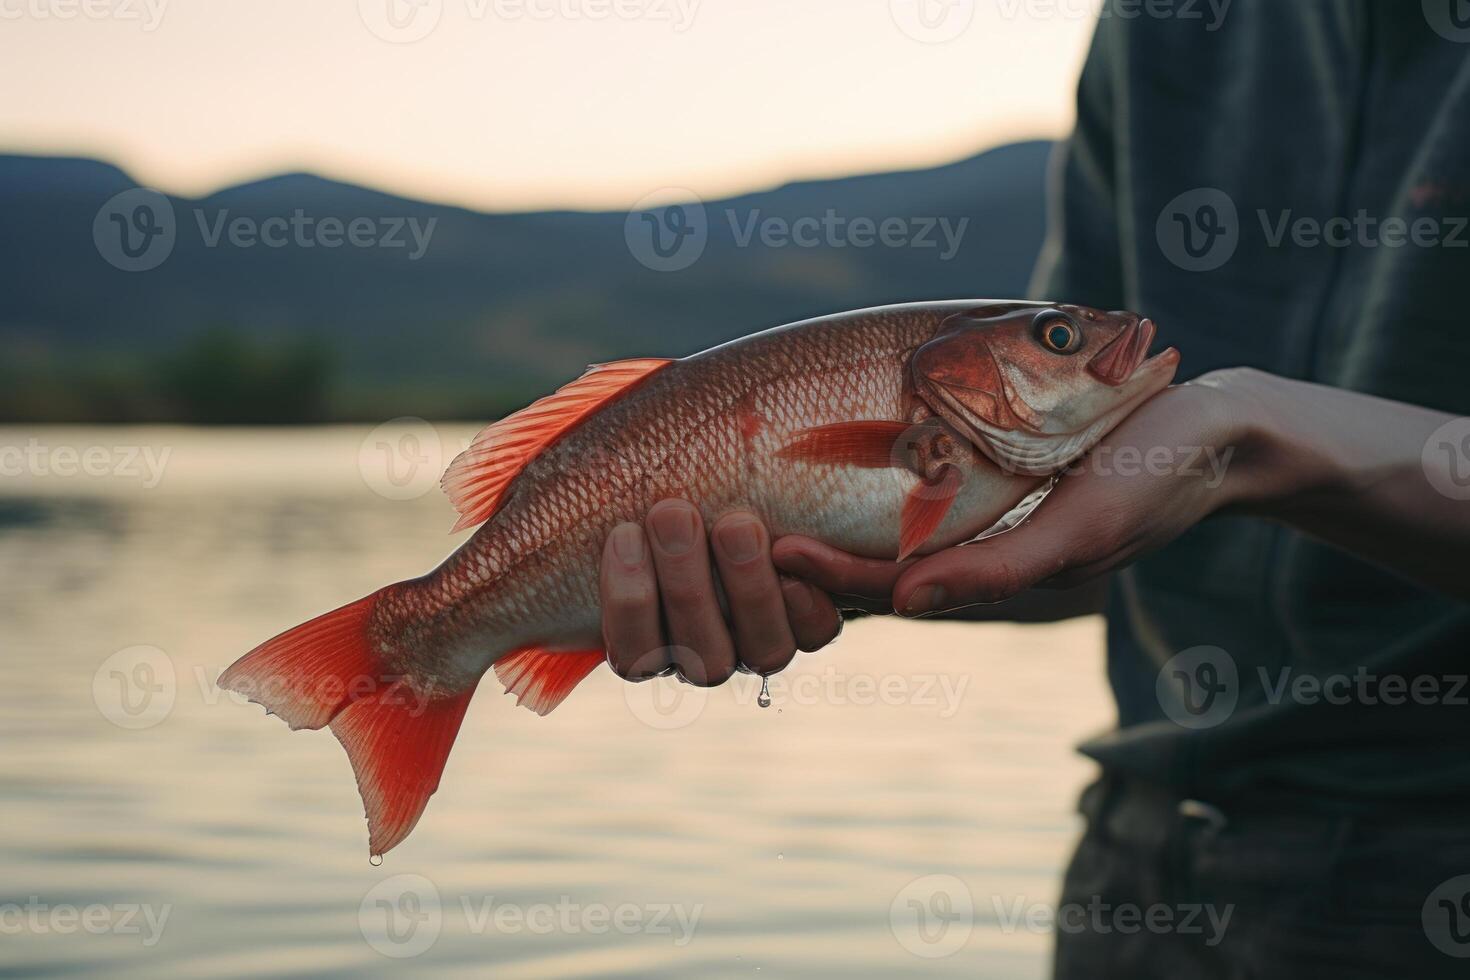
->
[494,647,606,716]
[776,421,915,468]
[441,358,674,532]
[899,466,962,561]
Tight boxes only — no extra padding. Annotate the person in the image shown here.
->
[598,4,1470,977]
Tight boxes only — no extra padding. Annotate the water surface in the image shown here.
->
[0,425,1111,978]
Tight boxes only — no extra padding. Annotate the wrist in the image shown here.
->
[1188,367,1324,518]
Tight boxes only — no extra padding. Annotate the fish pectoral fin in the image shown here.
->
[494,646,606,716]
[441,357,674,532]
[898,466,962,561]
[775,420,916,468]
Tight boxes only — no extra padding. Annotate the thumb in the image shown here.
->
[892,479,1110,615]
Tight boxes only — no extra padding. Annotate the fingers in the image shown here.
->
[780,578,842,652]
[645,500,737,687]
[771,535,910,611]
[600,522,667,680]
[709,511,797,675]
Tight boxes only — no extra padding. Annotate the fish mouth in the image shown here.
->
[1087,317,1157,387]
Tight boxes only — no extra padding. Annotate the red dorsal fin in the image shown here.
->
[899,466,962,561]
[494,647,606,716]
[441,358,674,532]
[776,421,914,468]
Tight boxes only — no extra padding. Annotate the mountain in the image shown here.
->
[0,141,1055,421]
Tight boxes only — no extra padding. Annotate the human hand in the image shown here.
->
[772,378,1247,616]
[600,499,844,685]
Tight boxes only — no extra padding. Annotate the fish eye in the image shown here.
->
[1035,313,1082,354]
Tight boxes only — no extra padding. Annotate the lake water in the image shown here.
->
[0,425,1112,979]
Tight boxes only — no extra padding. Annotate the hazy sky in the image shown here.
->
[1,0,1100,211]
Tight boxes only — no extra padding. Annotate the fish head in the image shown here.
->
[911,302,1179,476]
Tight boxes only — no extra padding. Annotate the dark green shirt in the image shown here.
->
[1033,1,1470,810]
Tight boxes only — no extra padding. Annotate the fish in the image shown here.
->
[219,300,1178,857]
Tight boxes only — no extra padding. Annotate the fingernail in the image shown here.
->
[902,585,945,616]
[610,523,644,566]
[715,517,762,563]
[648,504,696,555]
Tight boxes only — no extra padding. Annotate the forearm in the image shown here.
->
[1208,368,1470,600]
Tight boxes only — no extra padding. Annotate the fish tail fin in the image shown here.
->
[219,585,479,858]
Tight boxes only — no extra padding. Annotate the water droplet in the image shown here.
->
[368,853,383,867]
[777,852,784,861]
[757,675,771,708]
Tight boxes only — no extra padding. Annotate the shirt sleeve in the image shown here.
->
[1029,15,1128,312]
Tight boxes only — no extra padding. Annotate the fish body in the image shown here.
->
[222,300,1178,856]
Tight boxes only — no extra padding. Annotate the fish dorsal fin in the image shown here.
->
[441,357,674,531]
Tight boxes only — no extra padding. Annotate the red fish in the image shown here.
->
[221,300,1177,856]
